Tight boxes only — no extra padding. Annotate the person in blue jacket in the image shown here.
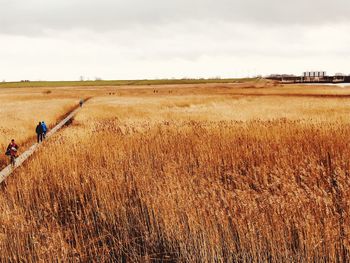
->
[41,121,48,139]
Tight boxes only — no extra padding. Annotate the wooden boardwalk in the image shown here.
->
[0,106,81,184]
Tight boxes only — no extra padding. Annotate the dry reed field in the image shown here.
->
[1,81,350,261]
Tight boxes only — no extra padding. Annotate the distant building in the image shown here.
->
[335,73,345,76]
[303,71,326,78]
[266,71,350,83]
[302,71,326,82]
[334,73,346,82]
[267,74,296,79]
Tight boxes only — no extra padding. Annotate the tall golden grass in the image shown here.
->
[1,83,350,261]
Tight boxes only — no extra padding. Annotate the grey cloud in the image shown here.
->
[0,0,349,35]
[1,0,350,81]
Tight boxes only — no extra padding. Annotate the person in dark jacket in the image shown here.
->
[36,122,44,143]
[41,121,48,139]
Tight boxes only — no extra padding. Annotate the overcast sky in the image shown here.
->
[0,0,349,81]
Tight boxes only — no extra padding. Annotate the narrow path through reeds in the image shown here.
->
[0,100,89,183]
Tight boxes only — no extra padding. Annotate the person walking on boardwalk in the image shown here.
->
[36,121,44,143]
[41,121,48,139]
[6,139,19,166]
[79,99,84,107]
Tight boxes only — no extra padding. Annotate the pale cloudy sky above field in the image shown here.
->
[0,0,349,81]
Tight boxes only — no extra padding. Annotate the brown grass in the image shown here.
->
[0,83,350,261]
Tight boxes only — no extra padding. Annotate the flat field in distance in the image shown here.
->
[0,77,255,89]
[1,80,350,261]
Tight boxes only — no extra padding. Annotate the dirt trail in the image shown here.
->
[0,104,83,184]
